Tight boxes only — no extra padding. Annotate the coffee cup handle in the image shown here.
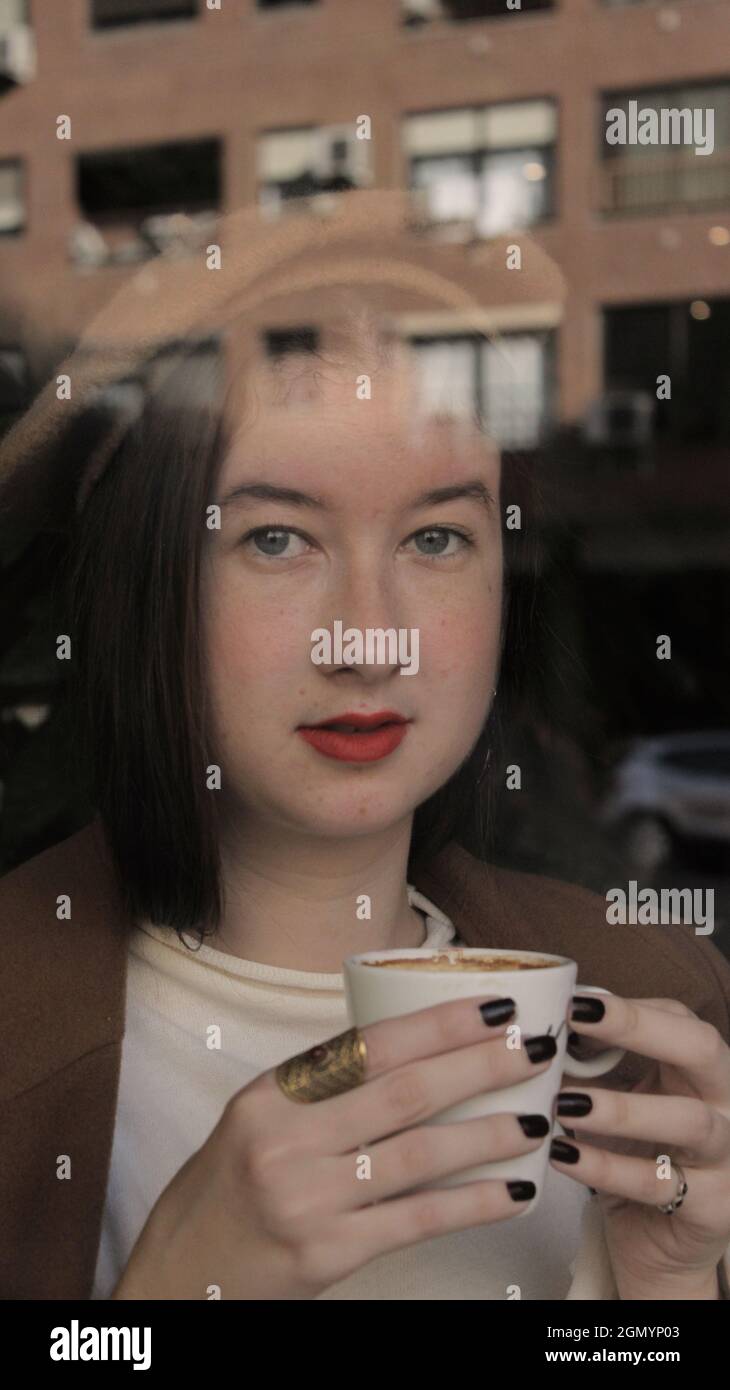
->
[565,986,625,1078]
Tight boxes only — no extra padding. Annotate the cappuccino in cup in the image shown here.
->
[343,946,625,1214]
[363,952,561,972]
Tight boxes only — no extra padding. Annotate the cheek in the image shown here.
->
[427,577,502,686]
[207,582,305,690]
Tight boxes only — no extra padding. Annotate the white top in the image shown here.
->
[91,883,616,1300]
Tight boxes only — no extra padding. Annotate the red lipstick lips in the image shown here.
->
[305,710,407,731]
[297,711,411,762]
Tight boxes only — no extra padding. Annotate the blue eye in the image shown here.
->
[238,523,474,561]
[240,527,310,558]
[407,526,474,557]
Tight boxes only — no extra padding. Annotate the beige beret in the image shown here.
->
[0,189,563,558]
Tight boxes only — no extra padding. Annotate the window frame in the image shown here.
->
[401,0,555,26]
[404,98,558,234]
[255,0,319,10]
[88,0,200,32]
[74,136,223,222]
[410,328,556,450]
[0,157,26,237]
[598,76,730,216]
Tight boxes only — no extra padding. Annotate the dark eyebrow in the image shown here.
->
[219,482,325,509]
[218,479,495,512]
[413,481,495,511]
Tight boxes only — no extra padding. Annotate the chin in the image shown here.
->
[282,794,419,841]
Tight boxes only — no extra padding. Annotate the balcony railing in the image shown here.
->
[601,150,730,213]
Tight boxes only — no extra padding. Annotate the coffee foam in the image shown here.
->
[362,952,561,971]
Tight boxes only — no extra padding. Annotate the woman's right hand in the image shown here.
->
[111,994,556,1300]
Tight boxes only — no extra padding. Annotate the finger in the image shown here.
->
[567,993,730,1106]
[548,1138,724,1228]
[554,1088,730,1165]
[263,992,518,1106]
[257,991,519,1126]
[338,1174,536,1267]
[357,992,520,1079]
[626,999,697,1018]
[332,1111,550,1207]
[318,1024,557,1155]
[565,1000,694,1050]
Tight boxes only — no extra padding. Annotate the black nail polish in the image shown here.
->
[567,1031,581,1048]
[518,1113,550,1138]
[557,1092,593,1117]
[479,998,516,1026]
[571,996,605,1023]
[550,1137,580,1164]
[525,1034,557,1063]
[507,1180,536,1202]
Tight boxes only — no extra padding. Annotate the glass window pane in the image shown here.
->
[411,156,478,221]
[76,141,221,216]
[481,335,547,448]
[477,149,550,235]
[0,0,27,28]
[0,160,23,232]
[258,129,317,181]
[602,81,730,161]
[480,100,556,150]
[92,0,197,25]
[411,339,477,420]
[403,109,478,158]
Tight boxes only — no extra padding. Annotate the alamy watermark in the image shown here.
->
[311,622,419,674]
[606,881,714,935]
[605,102,714,156]
[50,1321,151,1371]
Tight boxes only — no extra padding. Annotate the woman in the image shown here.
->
[1,198,729,1301]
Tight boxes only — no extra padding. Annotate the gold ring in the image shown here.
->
[657,1161,689,1215]
[275,1026,369,1103]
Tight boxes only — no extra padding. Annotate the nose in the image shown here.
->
[318,562,408,682]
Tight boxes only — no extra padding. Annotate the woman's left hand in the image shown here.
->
[550,994,730,1299]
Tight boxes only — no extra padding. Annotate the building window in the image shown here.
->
[258,126,372,213]
[0,3,35,93]
[603,299,730,442]
[402,0,552,22]
[263,327,319,358]
[0,345,28,416]
[72,139,221,266]
[0,0,29,27]
[90,0,198,28]
[600,81,730,214]
[601,0,722,6]
[411,332,554,449]
[404,102,556,236]
[0,159,25,234]
[77,139,221,217]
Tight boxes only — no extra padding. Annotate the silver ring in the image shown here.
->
[657,1161,689,1215]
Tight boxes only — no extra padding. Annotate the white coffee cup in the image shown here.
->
[343,946,625,1215]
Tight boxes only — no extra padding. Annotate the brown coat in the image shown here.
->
[2,817,729,1299]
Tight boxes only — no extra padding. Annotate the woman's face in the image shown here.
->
[201,355,503,844]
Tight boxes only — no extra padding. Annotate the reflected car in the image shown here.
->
[600,731,730,874]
